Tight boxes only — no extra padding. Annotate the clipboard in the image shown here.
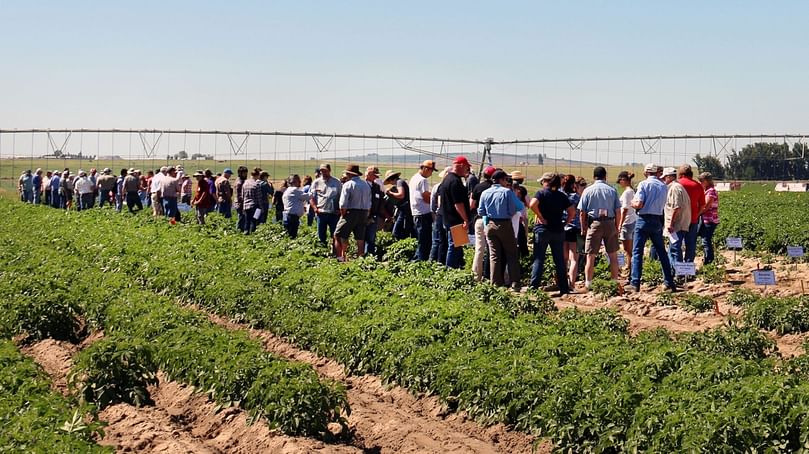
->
[450,224,470,246]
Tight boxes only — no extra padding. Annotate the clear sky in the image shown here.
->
[2,0,808,142]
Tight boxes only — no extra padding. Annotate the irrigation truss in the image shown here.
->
[0,129,806,181]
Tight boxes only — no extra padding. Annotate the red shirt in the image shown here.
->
[193,179,215,209]
[678,177,705,224]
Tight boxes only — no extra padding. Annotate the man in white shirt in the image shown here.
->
[74,170,96,211]
[409,160,437,261]
[150,166,168,216]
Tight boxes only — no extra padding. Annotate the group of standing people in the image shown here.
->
[17,158,722,295]
[525,163,721,295]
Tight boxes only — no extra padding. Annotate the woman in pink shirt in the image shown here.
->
[698,172,719,265]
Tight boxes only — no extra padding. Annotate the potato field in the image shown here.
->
[3,188,809,453]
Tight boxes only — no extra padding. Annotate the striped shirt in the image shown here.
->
[241,178,262,210]
[702,187,719,224]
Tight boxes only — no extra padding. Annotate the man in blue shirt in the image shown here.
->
[18,170,34,203]
[49,171,62,208]
[629,163,676,292]
[335,164,372,261]
[478,170,523,289]
[32,169,42,204]
[578,166,622,290]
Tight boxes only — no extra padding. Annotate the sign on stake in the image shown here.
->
[752,269,776,288]
[674,262,696,276]
[726,237,743,263]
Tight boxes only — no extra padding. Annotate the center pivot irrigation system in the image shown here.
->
[0,129,807,182]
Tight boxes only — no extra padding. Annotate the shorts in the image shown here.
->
[619,222,635,241]
[335,209,367,240]
[564,227,580,243]
[585,219,620,254]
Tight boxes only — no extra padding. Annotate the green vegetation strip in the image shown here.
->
[727,288,809,335]
[0,339,111,453]
[0,216,348,437]
[717,191,809,253]
[7,202,809,451]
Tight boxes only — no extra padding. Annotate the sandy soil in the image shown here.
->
[21,338,362,454]
[553,251,809,356]
[206,313,544,454]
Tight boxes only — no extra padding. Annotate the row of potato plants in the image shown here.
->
[7,201,809,452]
[716,191,809,253]
[727,288,809,335]
[0,339,111,453]
[0,215,349,437]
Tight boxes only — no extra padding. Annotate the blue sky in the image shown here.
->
[2,1,808,143]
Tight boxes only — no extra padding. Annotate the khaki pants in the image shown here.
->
[486,219,520,287]
[473,218,488,280]
[151,193,164,216]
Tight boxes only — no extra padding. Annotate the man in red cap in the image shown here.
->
[438,156,472,268]
[469,165,497,280]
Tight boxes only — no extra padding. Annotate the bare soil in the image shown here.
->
[21,338,362,454]
[555,251,809,356]
[205,313,544,454]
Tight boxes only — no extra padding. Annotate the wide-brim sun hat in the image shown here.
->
[383,170,401,183]
[344,164,361,176]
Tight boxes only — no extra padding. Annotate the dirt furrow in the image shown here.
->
[556,285,805,357]
[204,313,543,454]
[21,338,361,454]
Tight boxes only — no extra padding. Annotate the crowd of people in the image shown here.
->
[17,158,720,294]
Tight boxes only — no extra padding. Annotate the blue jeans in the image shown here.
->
[700,222,718,264]
[530,226,569,292]
[444,221,464,269]
[283,212,301,238]
[668,229,688,267]
[23,190,33,203]
[218,200,232,218]
[126,191,142,212]
[33,190,41,205]
[430,214,447,263]
[51,192,61,208]
[393,205,415,240]
[364,217,379,257]
[413,214,433,261]
[79,193,94,211]
[317,212,339,244]
[684,222,699,262]
[243,208,257,234]
[631,215,675,288]
[98,191,112,208]
[163,197,180,222]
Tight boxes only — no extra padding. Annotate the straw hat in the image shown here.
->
[383,170,401,183]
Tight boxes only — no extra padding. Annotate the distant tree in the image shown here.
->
[176,150,188,159]
[693,154,726,180]
[722,142,806,180]
[53,150,63,158]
